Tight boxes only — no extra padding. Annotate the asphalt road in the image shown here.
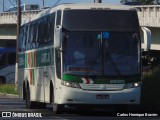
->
[0,94,160,120]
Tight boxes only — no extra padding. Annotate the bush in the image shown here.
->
[141,68,160,105]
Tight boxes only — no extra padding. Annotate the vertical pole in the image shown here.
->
[16,0,21,62]
[3,0,4,12]
[15,0,21,86]
[43,0,44,8]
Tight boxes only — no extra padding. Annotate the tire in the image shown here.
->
[38,102,46,109]
[53,103,64,114]
[25,87,36,109]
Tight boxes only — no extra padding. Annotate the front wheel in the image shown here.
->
[53,104,64,114]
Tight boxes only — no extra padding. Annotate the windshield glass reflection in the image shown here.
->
[63,32,140,76]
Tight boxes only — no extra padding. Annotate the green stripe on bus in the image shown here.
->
[62,74,141,84]
[62,74,82,83]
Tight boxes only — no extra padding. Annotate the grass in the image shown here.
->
[0,84,18,95]
[141,68,160,105]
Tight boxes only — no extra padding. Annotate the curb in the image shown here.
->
[0,92,19,98]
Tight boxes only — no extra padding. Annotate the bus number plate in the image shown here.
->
[96,94,109,99]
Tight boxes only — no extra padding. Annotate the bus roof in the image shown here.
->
[21,3,135,25]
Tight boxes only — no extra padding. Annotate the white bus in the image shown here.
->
[16,3,151,113]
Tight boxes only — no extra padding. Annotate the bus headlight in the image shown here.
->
[61,81,81,88]
[124,82,141,89]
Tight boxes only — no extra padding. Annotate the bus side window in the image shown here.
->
[32,22,38,48]
[43,17,49,45]
[27,23,32,49]
[49,13,55,44]
[22,25,28,51]
[36,21,40,47]
[40,18,46,46]
[37,19,44,47]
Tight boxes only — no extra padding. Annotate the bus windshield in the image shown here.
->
[63,31,140,76]
[62,9,140,76]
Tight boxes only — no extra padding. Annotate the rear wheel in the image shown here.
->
[38,102,46,109]
[25,87,36,109]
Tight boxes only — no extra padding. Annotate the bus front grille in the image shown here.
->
[79,84,125,91]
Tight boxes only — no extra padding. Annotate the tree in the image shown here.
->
[120,0,160,5]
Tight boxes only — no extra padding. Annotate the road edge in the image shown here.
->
[0,92,19,98]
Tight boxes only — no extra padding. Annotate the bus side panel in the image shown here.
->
[54,77,63,104]
[33,68,45,102]
[44,67,55,103]
[20,67,44,102]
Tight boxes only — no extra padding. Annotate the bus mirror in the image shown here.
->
[141,27,151,51]
[54,25,62,48]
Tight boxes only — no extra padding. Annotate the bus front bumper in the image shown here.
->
[60,86,140,105]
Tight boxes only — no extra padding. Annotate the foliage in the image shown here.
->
[141,68,160,105]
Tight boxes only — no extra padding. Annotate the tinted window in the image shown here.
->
[56,10,62,25]
[19,13,55,51]
[63,10,139,32]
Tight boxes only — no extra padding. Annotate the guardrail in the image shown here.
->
[0,10,41,24]
[1,6,160,27]
[135,5,160,27]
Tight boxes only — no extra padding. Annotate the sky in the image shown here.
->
[0,0,121,12]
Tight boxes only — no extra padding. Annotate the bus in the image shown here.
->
[16,3,151,113]
[0,48,16,84]
[8,4,39,12]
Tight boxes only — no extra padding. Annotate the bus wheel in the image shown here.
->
[38,102,46,109]
[53,104,64,114]
[25,87,36,109]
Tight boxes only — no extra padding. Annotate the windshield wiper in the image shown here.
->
[83,46,102,77]
[105,44,122,77]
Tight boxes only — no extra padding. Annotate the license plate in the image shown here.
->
[96,94,109,99]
